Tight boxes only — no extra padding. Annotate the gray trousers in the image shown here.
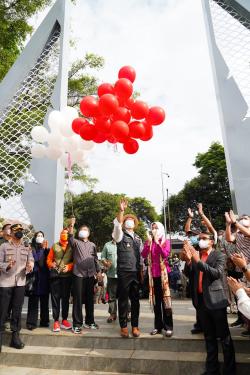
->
[107,277,118,315]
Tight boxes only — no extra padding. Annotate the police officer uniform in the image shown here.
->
[0,224,34,350]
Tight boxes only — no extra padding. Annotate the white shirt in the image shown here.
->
[235,288,250,319]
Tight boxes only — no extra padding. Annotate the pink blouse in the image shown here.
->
[141,239,171,277]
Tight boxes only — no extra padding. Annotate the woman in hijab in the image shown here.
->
[26,231,50,330]
[141,222,173,337]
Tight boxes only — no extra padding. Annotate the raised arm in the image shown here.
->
[198,203,217,236]
[225,212,236,242]
[229,210,250,237]
[112,198,127,243]
[184,208,193,233]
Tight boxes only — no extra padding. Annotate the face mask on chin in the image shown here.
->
[199,239,210,250]
[124,219,135,230]
[14,231,23,240]
[79,230,89,239]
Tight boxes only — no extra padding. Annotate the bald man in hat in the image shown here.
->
[112,198,143,338]
[0,224,34,351]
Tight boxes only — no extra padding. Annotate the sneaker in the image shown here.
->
[89,323,99,329]
[61,320,72,330]
[82,323,90,329]
[72,326,81,334]
[230,319,243,328]
[164,329,173,337]
[241,330,250,337]
[53,321,60,332]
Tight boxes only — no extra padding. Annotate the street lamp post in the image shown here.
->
[160,165,170,236]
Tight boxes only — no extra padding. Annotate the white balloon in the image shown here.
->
[78,140,95,151]
[31,144,46,158]
[31,126,49,143]
[46,146,63,160]
[61,106,78,124]
[48,133,64,148]
[60,121,74,138]
[48,110,66,132]
[63,137,79,153]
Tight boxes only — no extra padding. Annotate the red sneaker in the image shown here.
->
[61,319,72,330]
[53,321,60,332]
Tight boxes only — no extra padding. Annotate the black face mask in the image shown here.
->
[14,231,23,239]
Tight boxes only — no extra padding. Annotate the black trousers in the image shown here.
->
[0,286,25,333]
[153,277,173,331]
[72,275,95,327]
[197,294,236,375]
[50,277,72,321]
[118,272,140,328]
[26,294,49,327]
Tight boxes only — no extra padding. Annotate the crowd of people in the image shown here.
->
[0,199,250,375]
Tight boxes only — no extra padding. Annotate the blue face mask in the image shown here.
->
[190,236,199,246]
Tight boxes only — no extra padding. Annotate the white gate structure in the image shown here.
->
[202,0,250,214]
[0,0,70,243]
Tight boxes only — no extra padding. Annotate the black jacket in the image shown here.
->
[184,250,228,310]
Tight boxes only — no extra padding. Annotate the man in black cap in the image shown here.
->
[0,224,34,351]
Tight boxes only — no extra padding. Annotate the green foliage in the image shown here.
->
[166,142,232,231]
[64,191,159,250]
[0,0,53,81]
[68,53,105,107]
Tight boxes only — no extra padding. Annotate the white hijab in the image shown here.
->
[151,221,166,242]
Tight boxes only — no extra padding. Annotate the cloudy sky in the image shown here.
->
[34,0,223,212]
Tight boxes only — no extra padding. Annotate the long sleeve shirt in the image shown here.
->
[68,234,100,278]
[141,239,171,277]
[235,288,250,319]
[0,241,34,287]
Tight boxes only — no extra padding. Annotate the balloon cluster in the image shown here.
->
[30,106,94,169]
[72,66,165,154]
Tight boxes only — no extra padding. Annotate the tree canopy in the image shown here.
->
[166,142,232,231]
[64,191,159,250]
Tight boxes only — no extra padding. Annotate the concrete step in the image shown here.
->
[2,330,249,353]
[0,366,144,375]
[0,345,249,375]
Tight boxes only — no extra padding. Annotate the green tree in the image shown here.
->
[0,0,54,81]
[166,142,232,231]
[64,191,159,250]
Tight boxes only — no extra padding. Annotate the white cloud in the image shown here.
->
[33,0,223,212]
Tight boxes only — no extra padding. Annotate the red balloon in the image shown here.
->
[97,83,114,97]
[113,107,131,123]
[110,120,129,142]
[107,135,117,144]
[92,131,107,144]
[129,121,146,138]
[131,100,149,120]
[79,124,96,141]
[99,94,119,116]
[140,122,153,141]
[95,117,111,134]
[80,96,99,117]
[123,138,139,154]
[146,106,165,125]
[72,117,88,134]
[118,66,136,83]
[114,78,133,100]
[125,97,135,110]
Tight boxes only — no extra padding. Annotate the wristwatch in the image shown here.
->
[241,266,247,273]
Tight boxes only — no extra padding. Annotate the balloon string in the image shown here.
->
[67,152,74,218]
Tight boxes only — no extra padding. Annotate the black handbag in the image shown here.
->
[25,272,37,296]
[49,249,67,279]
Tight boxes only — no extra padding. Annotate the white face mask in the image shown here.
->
[79,230,89,239]
[124,219,134,229]
[240,219,250,228]
[152,228,159,236]
[36,235,44,244]
[199,239,210,250]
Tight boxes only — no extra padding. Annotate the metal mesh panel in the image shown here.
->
[209,0,250,116]
[0,25,61,233]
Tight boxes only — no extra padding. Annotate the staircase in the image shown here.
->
[0,300,249,375]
